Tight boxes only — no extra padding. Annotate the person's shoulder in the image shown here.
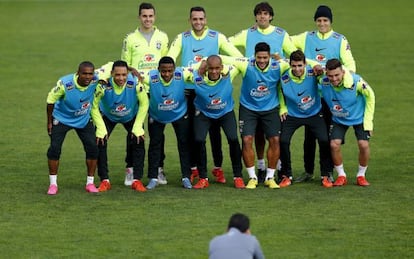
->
[331,30,347,40]
[207,28,220,37]
[154,27,168,37]
[182,30,192,38]
[123,28,139,40]
[273,25,287,34]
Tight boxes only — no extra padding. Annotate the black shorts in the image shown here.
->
[330,123,371,141]
[239,105,281,138]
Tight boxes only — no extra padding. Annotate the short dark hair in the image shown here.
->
[290,50,306,63]
[158,56,175,67]
[112,60,128,71]
[190,6,205,17]
[254,2,274,19]
[228,213,250,233]
[139,2,155,15]
[325,58,342,71]
[207,54,222,64]
[255,42,270,54]
[78,61,94,71]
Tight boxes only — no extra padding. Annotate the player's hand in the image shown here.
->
[369,130,373,137]
[198,60,207,76]
[271,52,281,60]
[313,65,324,76]
[132,134,145,144]
[47,122,52,135]
[96,136,107,146]
[280,113,287,122]
[129,68,143,82]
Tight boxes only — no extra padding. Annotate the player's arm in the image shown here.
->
[228,29,247,49]
[95,62,113,83]
[160,32,169,57]
[357,78,375,132]
[279,59,291,75]
[278,82,288,121]
[46,81,65,135]
[282,32,297,57]
[305,59,324,76]
[167,34,183,62]
[132,81,149,139]
[121,35,132,67]
[340,37,357,73]
[290,32,307,51]
[90,85,107,142]
[218,33,243,57]
[219,55,247,77]
[182,67,196,86]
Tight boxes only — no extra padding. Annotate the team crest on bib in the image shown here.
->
[156,41,161,50]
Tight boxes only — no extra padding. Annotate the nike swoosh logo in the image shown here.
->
[315,48,326,52]
[297,91,306,96]
[256,80,264,83]
[161,94,169,98]
[80,98,87,102]
[209,93,217,98]
[332,99,340,102]
[192,48,203,53]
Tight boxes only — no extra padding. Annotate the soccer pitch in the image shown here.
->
[0,0,413,258]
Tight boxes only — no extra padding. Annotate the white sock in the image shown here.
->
[86,176,94,185]
[246,166,257,179]
[276,159,282,171]
[266,168,276,180]
[357,165,367,177]
[49,175,57,185]
[257,159,265,170]
[334,164,346,177]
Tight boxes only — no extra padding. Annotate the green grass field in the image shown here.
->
[1,0,413,258]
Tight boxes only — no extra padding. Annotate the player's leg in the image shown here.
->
[76,121,99,193]
[354,124,371,186]
[172,115,192,188]
[46,121,71,195]
[185,90,199,181]
[254,125,266,183]
[192,111,210,189]
[209,120,223,169]
[220,111,245,188]
[239,105,258,189]
[279,115,300,186]
[330,123,348,186]
[147,117,166,189]
[308,114,332,187]
[261,107,282,188]
[97,116,116,182]
[298,126,316,182]
[96,116,116,191]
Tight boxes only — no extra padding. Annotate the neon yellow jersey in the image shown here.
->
[229,25,297,58]
[168,27,242,66]
[121,26,169,70]
[291,30,356,72]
